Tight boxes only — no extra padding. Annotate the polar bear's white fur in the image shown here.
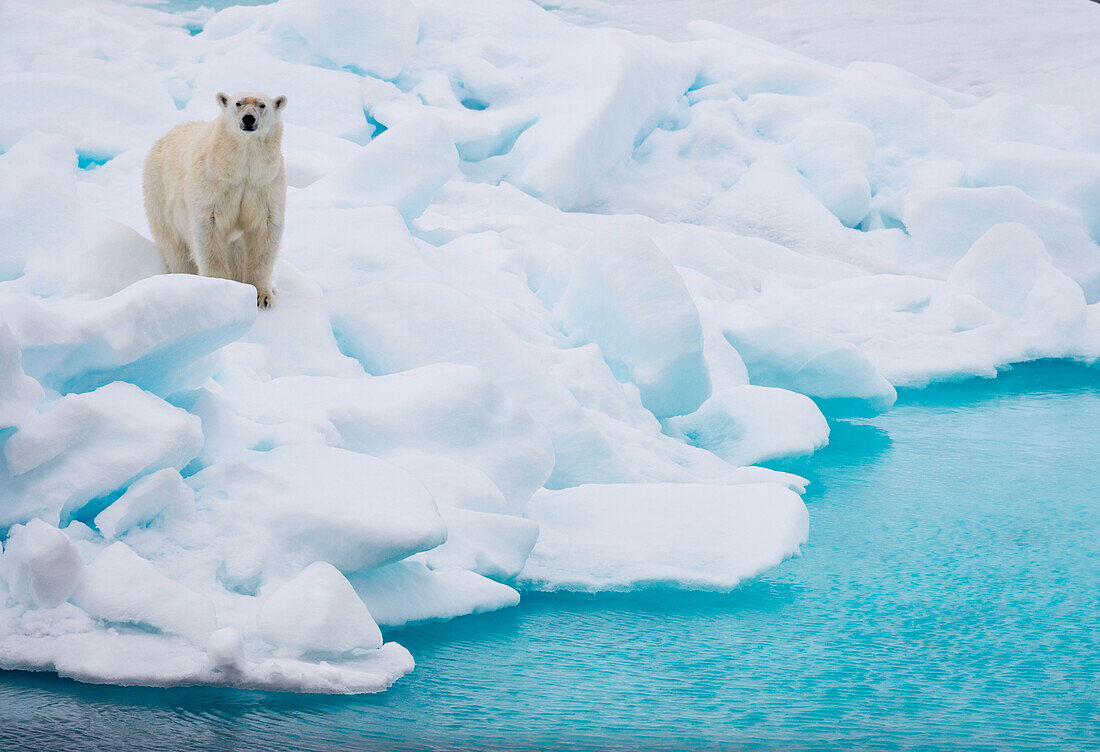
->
[143,91,287,308]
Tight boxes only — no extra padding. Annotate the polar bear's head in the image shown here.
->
[216,92,287,138]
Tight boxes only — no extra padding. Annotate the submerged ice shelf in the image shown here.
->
[2,0,1100,694]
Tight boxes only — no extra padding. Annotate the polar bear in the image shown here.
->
[143,92,287,308]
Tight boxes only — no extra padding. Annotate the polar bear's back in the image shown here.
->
[143,121,207,240]
[144,121,205,180]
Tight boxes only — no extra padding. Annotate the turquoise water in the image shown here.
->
[1,360,1098,751]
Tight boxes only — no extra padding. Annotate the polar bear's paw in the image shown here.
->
[256,286,275,309]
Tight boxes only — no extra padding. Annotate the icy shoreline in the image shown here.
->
[1,0,1099,693]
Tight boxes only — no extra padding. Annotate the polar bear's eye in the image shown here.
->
[259,103,266,109]
[235,101,242,107]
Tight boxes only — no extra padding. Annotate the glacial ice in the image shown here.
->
[1,0,1098,693]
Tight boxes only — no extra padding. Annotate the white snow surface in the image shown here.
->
[256,561,384,657]
[1,0,1099,692]
[520,482,809,591]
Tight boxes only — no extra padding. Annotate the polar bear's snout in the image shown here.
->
[235,100,262,133]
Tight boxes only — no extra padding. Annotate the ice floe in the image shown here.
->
[1,0,1098,693]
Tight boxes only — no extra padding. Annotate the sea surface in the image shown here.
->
[2,360,1097,751]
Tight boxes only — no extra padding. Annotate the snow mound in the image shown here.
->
[190,444,447,574]
[257,562,383,656]
[309,116,458,219]
[0,323,43,429]
[197,363,554,509]
[351,560,521,628]
[2,382,202,528]
[423,505,540,581]
[0,520,84,609]
[0,622,413,694]
[722,317,898,416]
[0,72,176,156]
[0,133,80,284]
[204,0,418,81]
[555,227,710,418]
[948,223,1086,329]
[668,385,830,467]
[72,542,216,644]
[94,468,193,540]
[0,275,256,395]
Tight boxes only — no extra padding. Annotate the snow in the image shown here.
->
[545,0,1100,108]
[717,313,898,416]
[192,363,555,507]
[947,224,1082,319]
[519,482,809,591]
[422,505,539,582]
[71,542,217,644]
[2,382,203,528]
[189,444,447,574]
[0,520,84,608]
[309,116,459,219]
[667,385,829,467]
[256,562,383,656]
[0,72,177,157]
[0,324,43,429]
[206,627,247,675]
[1,0,1099,694]
[202,0,418,81]
[555,226,710,418]
[0,275,257,394]
[902,185,1100,297]
[350,560,521,628]
[93,468,193,540]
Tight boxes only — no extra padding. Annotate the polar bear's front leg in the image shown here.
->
[191,208,234,281]
[245,208,283,309]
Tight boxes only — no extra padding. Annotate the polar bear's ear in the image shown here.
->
[216,92,230,109]
[274,95,287,111]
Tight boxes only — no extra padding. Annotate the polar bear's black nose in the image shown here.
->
[241,114,256,130]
